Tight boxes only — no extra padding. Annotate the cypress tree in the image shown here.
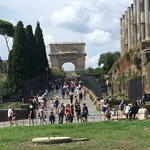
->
[7,49,16,94]
[8,21,28,95]
[35,21,49,75]
[26,25,38,78]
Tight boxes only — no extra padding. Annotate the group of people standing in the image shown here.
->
[48,80,89,124]
[27,79,89,125]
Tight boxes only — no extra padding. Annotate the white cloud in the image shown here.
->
[86,54,100,69]
[50,0,133,35]
[51,0,90,33]
[44,35,55,45]
[85,29,112,46]
[0,0,133,70]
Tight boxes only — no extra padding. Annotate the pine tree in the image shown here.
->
[35,21,49,75]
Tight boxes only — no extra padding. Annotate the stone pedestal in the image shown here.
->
[138,108,148,120]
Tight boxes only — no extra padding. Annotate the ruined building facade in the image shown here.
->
[120,0,150,55]
[108,0,150,100]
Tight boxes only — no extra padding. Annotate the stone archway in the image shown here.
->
[49,43,86,71]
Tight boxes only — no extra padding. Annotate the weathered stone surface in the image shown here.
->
[49,43,86,71]
[32,137,72,144]
[138,108,148,120]
[32,137,89,144]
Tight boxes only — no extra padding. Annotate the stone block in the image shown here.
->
[138,108,148,120]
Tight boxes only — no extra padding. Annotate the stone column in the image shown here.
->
[141,48,150,94]
[125,11,128,50]
[120,15,126,56]
[131,4,134,48]
[120,17,123,56]
[144,0,150,39]
[137,0,141,42]
[122,15,125,55]
[141,40,150,94]
[141,0,145,40]
[128,7,131,49]
[133,0,137,45]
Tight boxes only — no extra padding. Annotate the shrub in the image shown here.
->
[124,52,130,63]
[133,52,141,69]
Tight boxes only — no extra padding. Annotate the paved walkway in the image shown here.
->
[0,90,101,128]
[49,90,100,116]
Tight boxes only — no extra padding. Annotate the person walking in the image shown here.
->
[75,102,81,122]
[8,107,12,125]
[65,104,72,124]
[81,103,88,122]
[28,105,35,126]
[38,108,47,125]
[58,102,65,124]
[49,109,55,124]
[10,109,17,126]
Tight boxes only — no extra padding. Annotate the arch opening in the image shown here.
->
[61,62,75,72]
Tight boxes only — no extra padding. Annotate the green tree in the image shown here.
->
[26,25,38,78]
[8,21,27,95]
[51,68,66,79]
[98,51,120,72]
[0,19,14,51]
[35,21,49,75]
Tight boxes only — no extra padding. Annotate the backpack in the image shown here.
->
[82,106,88,115]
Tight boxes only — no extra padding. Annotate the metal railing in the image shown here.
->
[0,112,149,128]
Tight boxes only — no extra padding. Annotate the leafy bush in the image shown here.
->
[115,73,126,83]
[0,79,16,97]
[51,68,66,79]
[124,52,130,62]
[133,52,141,69]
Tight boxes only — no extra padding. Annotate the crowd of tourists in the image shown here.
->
[118,96,145,120]
[7,79,147,126]
[99,95,146,120]
[7,80,89,126]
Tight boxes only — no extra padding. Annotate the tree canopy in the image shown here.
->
[0,19,14,37]
[98,51,121,73]
[35,21,49,75]
[0,19,14,51]
[8,21,27,95]
[26,25,38,78]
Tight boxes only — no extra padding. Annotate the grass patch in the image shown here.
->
[0,102,23,109]
[0,120,150,150]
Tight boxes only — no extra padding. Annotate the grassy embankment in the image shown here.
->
[0,102,23,109]
[0,120,150,150]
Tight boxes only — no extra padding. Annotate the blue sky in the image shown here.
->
[0,0,132,69]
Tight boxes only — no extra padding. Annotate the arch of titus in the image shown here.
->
[49,43,86,71]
